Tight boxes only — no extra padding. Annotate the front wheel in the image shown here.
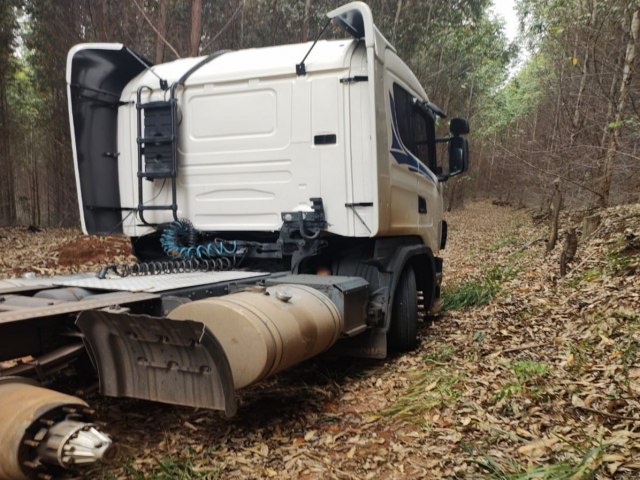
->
[388,265,418,352]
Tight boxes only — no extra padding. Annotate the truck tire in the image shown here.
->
[388,265,418,351]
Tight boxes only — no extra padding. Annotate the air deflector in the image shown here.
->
[67,44,150,234]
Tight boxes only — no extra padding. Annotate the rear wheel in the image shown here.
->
[388,265,418,351]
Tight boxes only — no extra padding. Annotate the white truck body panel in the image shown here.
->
[118,40,362,237]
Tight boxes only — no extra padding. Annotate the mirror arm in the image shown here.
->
[412,98,446,118]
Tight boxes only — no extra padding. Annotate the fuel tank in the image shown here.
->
[167,284,343,388]
[77,282,347,415]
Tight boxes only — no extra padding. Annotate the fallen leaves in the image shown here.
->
[0,226,135,278]
[2,200,639,478]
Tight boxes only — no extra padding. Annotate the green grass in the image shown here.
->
[606,248,637,275]
[422,343,455,363]
[490,235,519,251]
[128,458,220,480]
[474,442,605,480]
[511,360,549,384]
[443,265,517,310]
[567,267,602,287]
[381,368,463,420]
[381,344,461,420]
[495,360,550,401]
[566,238,638,286]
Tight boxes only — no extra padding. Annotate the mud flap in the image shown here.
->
[327,327,387,359]
[76,310,237,416]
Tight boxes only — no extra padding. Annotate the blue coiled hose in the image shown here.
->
[160,220,237,260]
[95,220,240,278]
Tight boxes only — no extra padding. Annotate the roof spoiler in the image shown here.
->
[327,2,395,57]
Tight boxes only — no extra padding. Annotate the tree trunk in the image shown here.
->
[546,179,563,253]
[302,0,311,42]
[599,9,639,207]
[392,0,403,44]
[600,69,620,147]
[549,60,564,151]
[488,132,497,190]
[30,128,40,225]
[465,78,475,118]
[155,0,169,64]
[569,0,597,146]
[271,0,279,45]
[570,46,589,145]
[0,82,15,224]
[189,0,203,57]
[240,0,245,48]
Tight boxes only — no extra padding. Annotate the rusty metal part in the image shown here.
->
[33,287,92,302]
[0,291,160,326]
[0,344,85,379]
[0,377,113,480]
[0,295,67,312]
[76,284,343,415]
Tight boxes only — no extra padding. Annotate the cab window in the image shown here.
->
[393,83,437,172]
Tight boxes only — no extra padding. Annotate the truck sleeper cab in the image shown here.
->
[65,1,469,413]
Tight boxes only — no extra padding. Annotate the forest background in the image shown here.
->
[0,0,638,228]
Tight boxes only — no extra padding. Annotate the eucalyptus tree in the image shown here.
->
[0,0,19,225]
[473,0,640,207]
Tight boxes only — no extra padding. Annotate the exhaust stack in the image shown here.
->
[0,377,115,480]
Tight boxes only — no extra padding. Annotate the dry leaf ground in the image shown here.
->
[1,200,639,479]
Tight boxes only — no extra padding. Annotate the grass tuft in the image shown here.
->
[496,360,550,401]
[443,265,516,310]
[422,343,455,364]
[94,456,221,480]
[381,368,463,420]
[474,442,605,479]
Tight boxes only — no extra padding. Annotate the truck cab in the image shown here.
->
[66,0,469,359]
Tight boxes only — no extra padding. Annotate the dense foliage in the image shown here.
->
[472,0,640,209]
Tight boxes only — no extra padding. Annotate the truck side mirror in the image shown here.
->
[450,117,470,136]
[448,136,468,177]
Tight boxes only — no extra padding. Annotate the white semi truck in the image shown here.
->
[0,3,468,479]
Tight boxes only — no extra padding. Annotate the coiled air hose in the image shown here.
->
[96,220,242,279]
[160,219,238,260]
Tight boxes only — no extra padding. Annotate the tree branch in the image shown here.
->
[132,0,180,59]
[201,2,245,52]
[494,144,605,199]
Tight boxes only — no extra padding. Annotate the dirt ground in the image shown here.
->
[1,200,639,479]
[0,227,134,278]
